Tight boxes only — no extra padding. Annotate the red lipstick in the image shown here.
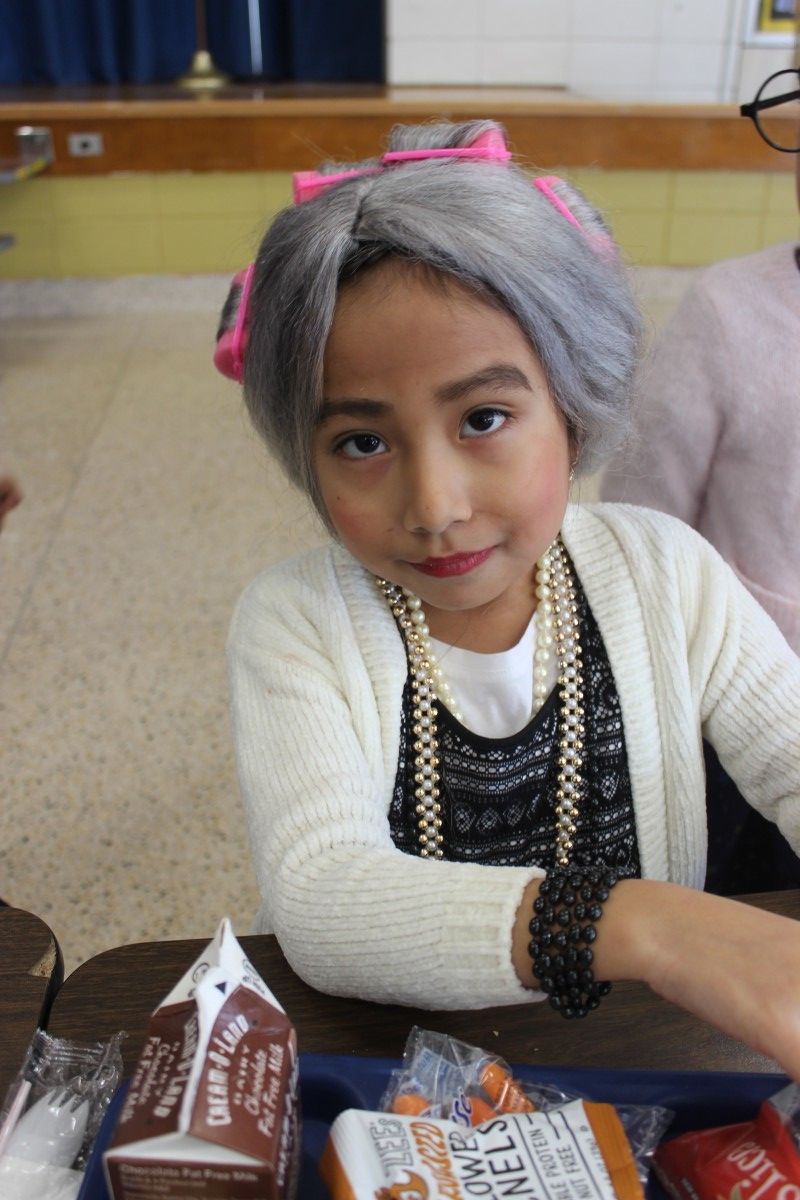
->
[411,547,494,577]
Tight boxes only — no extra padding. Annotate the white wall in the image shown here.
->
[387,0,796,103]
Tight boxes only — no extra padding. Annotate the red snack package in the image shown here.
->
[653,1082,800,1200]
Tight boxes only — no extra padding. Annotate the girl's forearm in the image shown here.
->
[513,876,800,1081]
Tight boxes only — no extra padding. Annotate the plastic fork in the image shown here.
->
[3,1087,90,1169]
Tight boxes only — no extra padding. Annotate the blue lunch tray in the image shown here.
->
[77,1053,785,1199]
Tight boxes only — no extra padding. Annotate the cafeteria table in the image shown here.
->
[47,890,799,1077]
[0,906,63,1095]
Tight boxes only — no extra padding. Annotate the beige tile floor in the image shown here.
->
[0,267,696,977]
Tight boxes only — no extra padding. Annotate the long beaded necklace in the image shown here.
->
[375,537,584,864]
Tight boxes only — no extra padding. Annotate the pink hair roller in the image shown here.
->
[213,262,255,383]
[293,128,512,206]
[533,175,616,258]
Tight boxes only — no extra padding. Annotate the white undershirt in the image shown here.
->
[429,617,558,739]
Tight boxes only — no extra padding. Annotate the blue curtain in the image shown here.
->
[0,0,384,85]
[207,0,384,82]
[0,0,196,85]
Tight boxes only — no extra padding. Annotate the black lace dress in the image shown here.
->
[388,575,641,877]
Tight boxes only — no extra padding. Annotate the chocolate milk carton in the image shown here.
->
[104,918,299,1200]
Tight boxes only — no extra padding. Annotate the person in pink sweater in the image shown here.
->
[602,64,800,894]
[602,245,799,649]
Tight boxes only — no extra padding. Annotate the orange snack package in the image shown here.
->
[380,1027,567,1129]
[378,1027,671,1189]
[653,1081,800,1200]
[321,1099,645,1200]
[480,1061,536,1115]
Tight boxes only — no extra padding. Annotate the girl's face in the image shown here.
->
[314,260,572,650]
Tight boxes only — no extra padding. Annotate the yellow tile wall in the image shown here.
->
[573,166,798,266]
[0,168,796,278]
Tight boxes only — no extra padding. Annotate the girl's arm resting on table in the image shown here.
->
[513,877,800,1081]
[239,604,800,1074]
[231,555,800,1066]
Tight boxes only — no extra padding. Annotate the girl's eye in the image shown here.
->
[337,432,386,459]
[462,407,508,437]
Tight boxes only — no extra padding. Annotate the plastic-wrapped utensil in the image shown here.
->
[5,1087,92,1169]
[0,1028,124,1200]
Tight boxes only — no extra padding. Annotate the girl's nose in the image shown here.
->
[402,453,472,535]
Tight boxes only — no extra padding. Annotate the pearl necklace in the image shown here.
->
[375,538,584,864]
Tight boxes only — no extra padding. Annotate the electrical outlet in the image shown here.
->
[68,132,104,157]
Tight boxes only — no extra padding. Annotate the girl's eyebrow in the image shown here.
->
[434,363,533,404]
[317,398,389,425]
[318,364,532,426]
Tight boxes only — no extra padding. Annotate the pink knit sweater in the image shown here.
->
[603,243,800,653]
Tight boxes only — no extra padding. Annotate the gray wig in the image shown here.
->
[229,119,644,517]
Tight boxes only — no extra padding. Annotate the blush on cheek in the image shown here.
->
[324,498,374,545]
[516,450,572,548]
[523,451,571,509]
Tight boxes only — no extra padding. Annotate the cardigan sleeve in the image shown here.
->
[227,558,543,1011]
[682,529,800,851]
[601,277,726,527]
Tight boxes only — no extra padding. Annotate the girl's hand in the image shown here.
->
[615,881,800,1079]
[514,878,800,1079]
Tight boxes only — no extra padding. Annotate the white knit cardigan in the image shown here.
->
[227,503,800,1010]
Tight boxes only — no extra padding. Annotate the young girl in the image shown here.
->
[216,120,800,1077]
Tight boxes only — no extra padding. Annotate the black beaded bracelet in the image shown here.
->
[527,862,619,1019]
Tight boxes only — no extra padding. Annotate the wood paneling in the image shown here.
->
[0,84,793,173]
